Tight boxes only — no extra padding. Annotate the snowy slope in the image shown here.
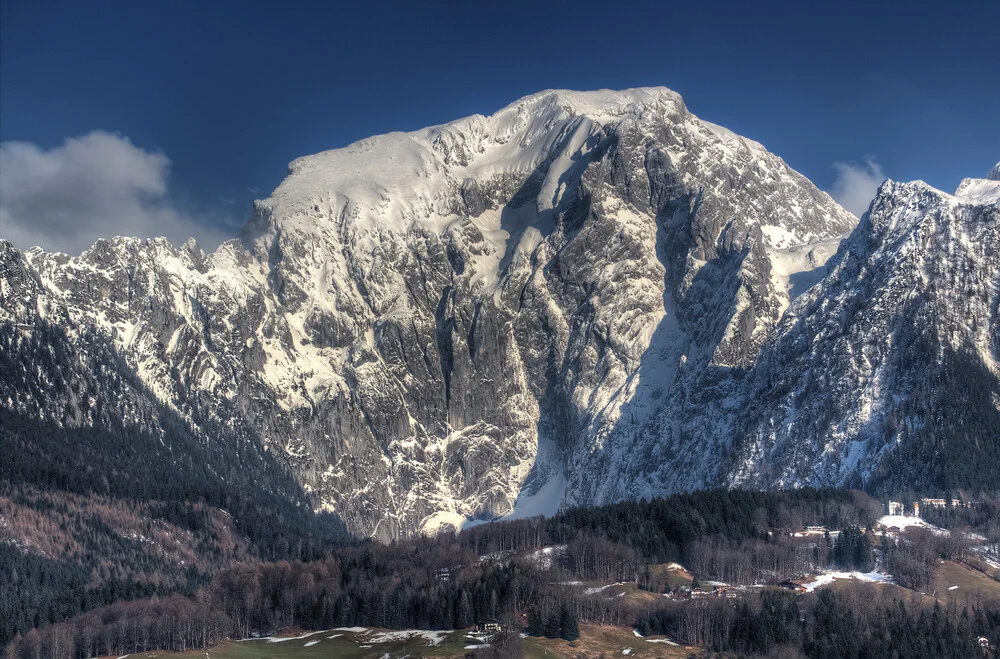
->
[727,169,1000,491]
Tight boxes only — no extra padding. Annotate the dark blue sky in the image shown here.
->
[2,0,998,245]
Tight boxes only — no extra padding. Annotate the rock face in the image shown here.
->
[729,174,1000,492]
[1,88,995,539]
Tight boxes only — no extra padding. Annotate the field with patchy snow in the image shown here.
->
[121,627,473,658]
[102,623,692,658]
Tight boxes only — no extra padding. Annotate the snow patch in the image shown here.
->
[767,236,844,309]
[954,177,1000,204]
[801,571,892,592]
[584,582,627,595]
[504,470,566,520]
[238,630,328,644]
[420,510,468,535]
[366,629,453,646]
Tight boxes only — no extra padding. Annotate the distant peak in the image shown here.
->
[500,86,687,118]
[953,161,1000,204]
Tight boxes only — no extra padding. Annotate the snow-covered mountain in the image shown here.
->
[729,172,1000,491]
[1,88,996,539]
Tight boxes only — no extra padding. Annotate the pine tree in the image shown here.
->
[455,590,473,629]
[560,605,580,641]
[544,611,560,639]
[526,609,544,637]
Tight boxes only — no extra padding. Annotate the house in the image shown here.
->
[779,580,807,593]
[977,635,990,649]
[888,501,904,516]
[476,618,504,634]
[435,567,451,582]
[804,526,828,535]
[921,498,948,508]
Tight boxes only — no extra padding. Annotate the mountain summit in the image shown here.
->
[1,88,995,538]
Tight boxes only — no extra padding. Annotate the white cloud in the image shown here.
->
[0,131,232,254]
[830,158,887,218]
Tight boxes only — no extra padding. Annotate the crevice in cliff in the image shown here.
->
[435,286,455,413]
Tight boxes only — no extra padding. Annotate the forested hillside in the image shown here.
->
[0,321,351,643]
[6,489,999,658]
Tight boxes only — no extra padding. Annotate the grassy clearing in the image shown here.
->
[523,624,692,658]
[935,560,1000,601]
[113,628,478,659]
[108,624,694,659]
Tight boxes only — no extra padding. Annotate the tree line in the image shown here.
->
[9,488,975,659]
[637,583,1000,658]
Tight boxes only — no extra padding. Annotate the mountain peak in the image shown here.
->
[497,86,687,119]
[954,161,1000,204]
[251,86,848,255]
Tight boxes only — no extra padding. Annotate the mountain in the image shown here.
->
[729,172,1000,491]
[1,87,996,540]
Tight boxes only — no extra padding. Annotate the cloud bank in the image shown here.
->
[0,131,232,254]
[830,158,886,218]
